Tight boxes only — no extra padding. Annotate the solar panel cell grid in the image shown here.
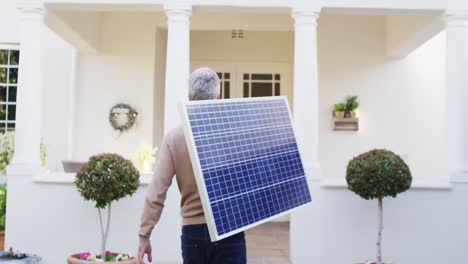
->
[182,97,312,240]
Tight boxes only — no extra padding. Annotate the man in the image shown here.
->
[138,68,247,264]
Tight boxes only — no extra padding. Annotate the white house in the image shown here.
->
[1,0,468,263]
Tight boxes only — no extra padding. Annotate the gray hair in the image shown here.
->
[189,67,220,100]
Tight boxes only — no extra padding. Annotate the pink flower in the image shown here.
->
[105,251,111,255]
[80,252,91,260]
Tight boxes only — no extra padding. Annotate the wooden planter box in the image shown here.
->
[333,117,359,131]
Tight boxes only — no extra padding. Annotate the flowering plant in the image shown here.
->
[79,251,132,262]
[2,247,27,259]
[131,143,157,172]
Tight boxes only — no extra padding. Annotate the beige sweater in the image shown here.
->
[139,126,206,238]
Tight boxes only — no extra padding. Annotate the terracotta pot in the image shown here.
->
[0,230,5,251]
[334,111,345,118]
[67,254,138,264]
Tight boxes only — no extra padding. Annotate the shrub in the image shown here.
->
[0,184,6,230]
[346,149,412,264]
[0,133,15,175]
[0,132,48,175]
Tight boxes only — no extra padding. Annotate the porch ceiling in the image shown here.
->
[44,2,444,58]
[44,2,165,12]
[191,11,293,31]
[43,0,465,11]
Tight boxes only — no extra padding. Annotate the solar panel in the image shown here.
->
[180,96,312,241]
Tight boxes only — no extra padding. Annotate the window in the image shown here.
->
[0,48,19,132]
[217,72,231,99]
[243,73,281,98]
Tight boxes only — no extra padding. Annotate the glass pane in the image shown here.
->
[274,74,280,81]
[217,72,222,79]
[274,83,280,96]
[7,105,15,121]
[0,105,5,120]
[0,51,7,65]
[8,68,18,84]
[0,122,5,132]
[243,82,249,97]
[8,86,17,102]
[9,50,19,65]
[243,74,249,80]
[0,68,6,83]
[251,82,273,97]
[0,86,6,101]
[224,82,230,99]
[6,123,15,131]
[224,73,230,79]
[252,74,273,80]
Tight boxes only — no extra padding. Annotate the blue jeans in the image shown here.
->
[181,224,247,264]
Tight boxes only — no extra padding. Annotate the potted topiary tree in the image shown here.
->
[346,149,412,264]
[68,153,140,264]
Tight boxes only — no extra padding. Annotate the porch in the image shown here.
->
[5,0,468,263]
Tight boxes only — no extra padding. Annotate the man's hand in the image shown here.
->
[138,236,153,264]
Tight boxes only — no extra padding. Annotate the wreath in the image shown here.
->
[109,103,138,132]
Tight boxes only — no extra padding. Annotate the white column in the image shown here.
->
[8,1,44,174]
[446,11,468,179]
[292,9,321,178]
[164,4,192,133]
[66,49,79,159]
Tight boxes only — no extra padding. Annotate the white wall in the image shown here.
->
[318,15,447,182]
[291,180,468,264]
[405,30,448,184]
[290,15,450,264]
[5,176,156,264]
[72,12,164,161]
